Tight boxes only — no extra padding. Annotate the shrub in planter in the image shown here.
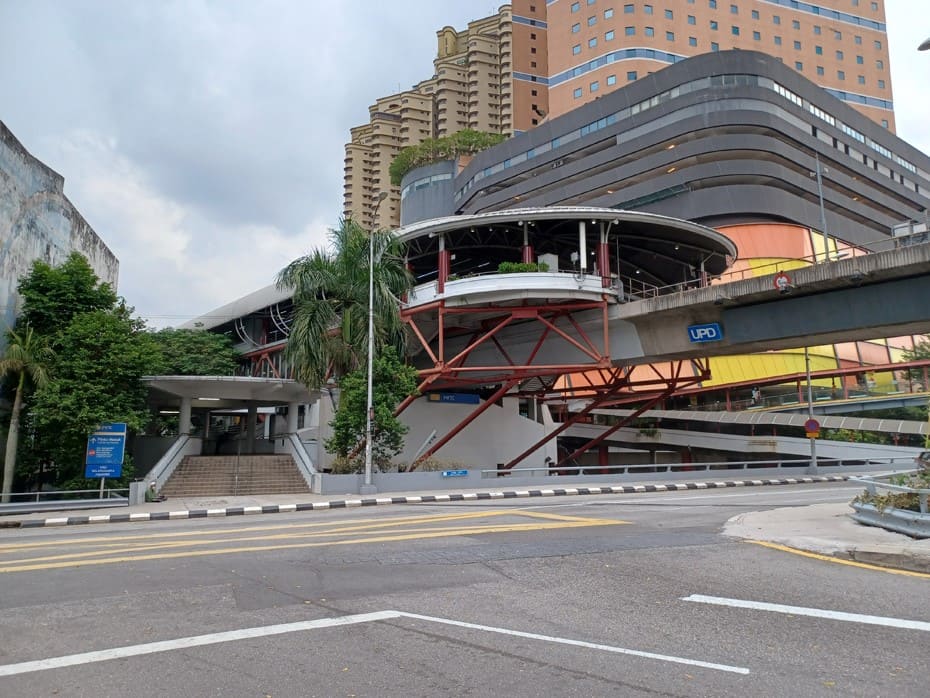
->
[497,261,550,274]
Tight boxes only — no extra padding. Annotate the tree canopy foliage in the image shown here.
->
[325,347,419,471]
[389,129,507,186]
[150,328,239,376]
[1,254,240,492]
[276,218,412,389]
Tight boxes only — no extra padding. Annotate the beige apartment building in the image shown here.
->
[344,0,893,228]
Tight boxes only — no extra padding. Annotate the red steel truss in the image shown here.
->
[401,291,712,469]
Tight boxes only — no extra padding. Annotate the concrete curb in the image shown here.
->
[4,475,848,529]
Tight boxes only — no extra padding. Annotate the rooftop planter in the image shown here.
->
[389,129,507,186]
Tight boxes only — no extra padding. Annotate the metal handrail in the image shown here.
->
[1,487,130,502]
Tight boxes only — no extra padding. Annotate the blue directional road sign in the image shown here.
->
[85,422,127,478]
[441,470,469,478]
[688,322,724,343]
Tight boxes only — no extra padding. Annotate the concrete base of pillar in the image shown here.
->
[359,484,378,495]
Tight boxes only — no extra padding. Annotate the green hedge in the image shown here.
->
[497,261,549,273]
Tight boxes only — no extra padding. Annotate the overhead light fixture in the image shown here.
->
[666,143,676,150]
[674,244,680,250]
[635,269,641,274]
[606,189,614,194]
[159,410,180,415]
[197,397,220,401]
[667,166,677,173]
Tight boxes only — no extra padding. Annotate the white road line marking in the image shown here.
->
[0,609,751,678]
[0,611,402,678]
[396,612,749,675]
[683,595,930,632]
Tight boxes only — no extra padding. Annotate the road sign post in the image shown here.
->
[85,423,128,497]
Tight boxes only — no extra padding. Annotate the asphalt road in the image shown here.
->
[1,482,927,697]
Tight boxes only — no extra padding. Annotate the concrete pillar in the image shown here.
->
[179,397,192,435]
[578,221,587,272]
[521,221,533,263]
[287,401,300,434]
[247,404,257,453]
[598,222,610,287]
[437,235,450,293]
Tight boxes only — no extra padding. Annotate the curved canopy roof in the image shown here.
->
[396,206,737,286]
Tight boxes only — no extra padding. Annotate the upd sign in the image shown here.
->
[687,322,723,343]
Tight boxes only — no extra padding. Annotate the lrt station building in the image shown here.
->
[190,49,930,472]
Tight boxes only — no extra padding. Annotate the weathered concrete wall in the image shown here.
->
[0,121,119,334]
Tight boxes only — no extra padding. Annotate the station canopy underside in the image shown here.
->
[396,206,738,287]
[144,376,316,410]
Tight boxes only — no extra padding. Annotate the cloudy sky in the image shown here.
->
[1,1,928,327]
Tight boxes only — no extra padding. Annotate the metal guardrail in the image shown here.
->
[0,488,129,516]
[851,470,930,514]
[481,457,913,479]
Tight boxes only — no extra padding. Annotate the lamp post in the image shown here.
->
[805,347,818,474]
[363,191,389,494]
[812,152,830,263]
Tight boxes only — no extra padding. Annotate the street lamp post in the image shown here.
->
[363,191,389,494]
[805,347,818,474]
[813,152,830,263]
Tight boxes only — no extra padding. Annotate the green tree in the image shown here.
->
[276,218,412,389]
[325,347,419,471]
[389,129,507,185]
[150,328,239,375]
[29,310,162,487]
[16,252,117,337]
[0,327,52,501]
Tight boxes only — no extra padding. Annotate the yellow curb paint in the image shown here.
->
[748,540,930,579]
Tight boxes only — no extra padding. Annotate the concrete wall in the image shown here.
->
[0,121,119,336]
[399,395,555,468]
[400,160,457,226]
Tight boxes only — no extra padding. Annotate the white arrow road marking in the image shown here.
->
[683,594,930,632]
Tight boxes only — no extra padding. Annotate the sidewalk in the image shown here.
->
[2,475,928,574]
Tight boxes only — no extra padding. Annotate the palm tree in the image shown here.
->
[1,326,53,502]
[276,218,413,389]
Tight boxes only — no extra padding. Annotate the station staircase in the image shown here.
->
[159,454,311,497]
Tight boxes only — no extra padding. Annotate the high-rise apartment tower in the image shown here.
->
[344,0,893,228]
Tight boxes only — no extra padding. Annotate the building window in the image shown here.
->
[710,20,718,30]
[665,9,673,19]
[624,3,633,12]
[531,47,537,53]
[876,59,883,69]
[645,26,654,36]
[664,30,672,40]
[882,119,889,129]
[571,2,580,12]
[796,61,803,71]
[773,15,780,25]
[590,80,599,92]
[573,87,583,98]
[857,75,865,84]
[871,1,878,10]
[794,40,801,50]
[572,23,580,33]
[606,74,616,85]
[588,37,597,47]
[774,35,782,45]
[689,36,697,46]
[604,8,613,18]
[836,50,843,60]
[855,35,862,45]
[572,44,581,54]
[531,89,538,96]
[688,14,696,24]
[730,4,738,13]
[606,30,615,40]
[878,79,885,89]
[625,26,635,35]
[588,0,595,4]
[711,41,719,51]
[731,25,739,35]
[751,9,759,19]
[588,15,597,26]
[709,0,717,8]
[874,40,882,49]
[627,70,637,81]
[644,4,653,14]
[855,55,863,64]
[815,45,822,55]
[834,30,842,40]
[837,70,845,80]
[792,19,800,29]
[816,65,824,75]
[753,30,760,40]
[813,25,821,35]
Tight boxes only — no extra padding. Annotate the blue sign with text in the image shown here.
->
[441,470,469,478]
[687,322,723,343]
[85,422,127,478]
[429,392,481,405]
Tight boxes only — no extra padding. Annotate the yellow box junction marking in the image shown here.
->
[0,510,628,573]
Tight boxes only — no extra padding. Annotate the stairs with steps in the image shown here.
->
[160,454,311,497]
